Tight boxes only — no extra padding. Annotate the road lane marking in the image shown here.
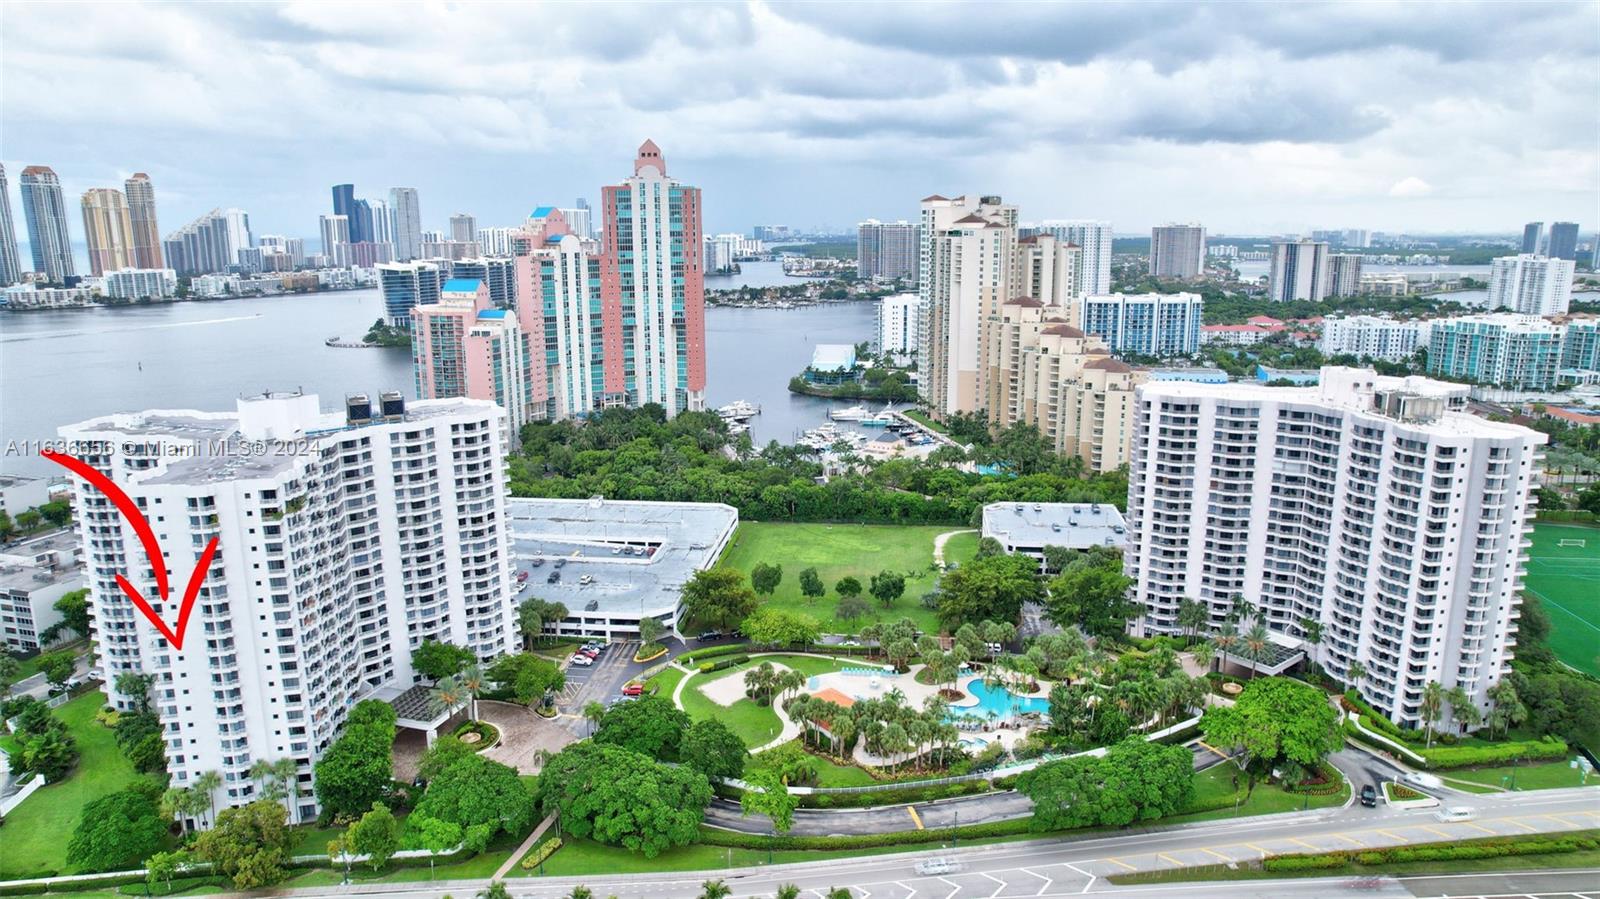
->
[1331,833,1364,847]
[1463,821,1498,835]
[1015,867,1052,896]
[1420,825,1452,839]
[937,876,961,899]
[1058,862,1096,895]
[1156,853,1185,867]
[1106,857,1138,871]
[1377,829,1409,842]
[1244,842,1270,855]
[907,805,924,830]
[976,872,1006,898]
[1503,816,1540,832]
[895,881,915,899]
[1200,847,1232,862]
[1288,837,1318,850]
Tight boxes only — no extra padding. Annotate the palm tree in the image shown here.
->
[776,885,802,899]
[582,701,606,736]
[1241,623,1270,680]
[1228,594,1255,625]
[162,787,207,835]
[1177,597,1206,641]
[193,770,222,828]
[1446,685,1482,735]
[249,758,299,820]
[477,882,510,899]
[1421,681,1444,747]
[1190,640,1215,673]
[567,888,594,899]
[1345,659,1367,691]
[699,879,732,899]
[1298,617,1324,669]
[459,665,485,723]
[1212,623,1240,676]
[827,888,853,899]
[430,676,469,720]
[1487,680,1526,739]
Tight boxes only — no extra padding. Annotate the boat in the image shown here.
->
[717,400,761,420]
[859,404,897,427]
[829,404,869,421]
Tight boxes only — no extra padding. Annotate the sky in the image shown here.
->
[3,0,1598,245]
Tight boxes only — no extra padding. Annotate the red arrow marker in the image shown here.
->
[42,449,219,651]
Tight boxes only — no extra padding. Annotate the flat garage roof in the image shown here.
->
[507,497,738,622]
[981,501,1127,552]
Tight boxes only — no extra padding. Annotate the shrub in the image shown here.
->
[519,837,563,870]
[695,817,1033,851]
[803,780,989,809]
[1262,854,1348,872]
[1420,737,1568,769]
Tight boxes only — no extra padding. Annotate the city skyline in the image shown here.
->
[2,1,1596,247]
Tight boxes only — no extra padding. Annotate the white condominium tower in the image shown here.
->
[1487,253,1575,316]
[918,194,1018,416]
[857,219,920,281]
[1124,368,1543,728]
[1268,238,1331,302]
[876,292,923,357]
[1034,219,1112,296]
[59,392,517,821]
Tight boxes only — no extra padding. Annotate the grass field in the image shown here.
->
[1444,758,1593,791]
[678,654,855,748]
[1523,523,1600,677]
[716,522,967,633]
[0,691,151,879]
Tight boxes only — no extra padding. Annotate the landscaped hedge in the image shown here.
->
[118,876,228,896]
[519,837,562,870]
[1284,761,1344,796]
[1261,832,1600,873]
[1418,737,1568,770]
[679,645,754,665]
[1536,510,1596,522]
[697,816,1033,851]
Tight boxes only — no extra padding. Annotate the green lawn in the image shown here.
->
[1444,758,1594,791]
[716,522,955,633]
[809,751,880,787]
[0,691,150,878]
[289,823,347,855]
[941,531,980,568]
[646,665,686,698]
[677,654,857,748]
[902,410,949,435]
[1169,764,1349,823]
[1523,523,1600,677]
[522,835,969,878]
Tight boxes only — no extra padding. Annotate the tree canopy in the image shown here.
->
[593,694,690,760]
[681,718,748,780]
[936,553,1042,628]
[314,701,396,819]
[411,753,535,848]
[67,785,168,873]
[680,568,759,632]
[412,640,477,682]
[193,800,293,889]
[1042,548,1137,639]
[1018,737,1193,830]
[1201,676,1341,776]
[535,742,712,857]
[740,607,821,648]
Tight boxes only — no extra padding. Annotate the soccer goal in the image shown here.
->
[1557,538,1588,548]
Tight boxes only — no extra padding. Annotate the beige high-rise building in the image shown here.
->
[918,194,1018,417]
[80,188,134,276]
[124,173,163,269]
[1014,234,1081,323]
[984,299,1146,471]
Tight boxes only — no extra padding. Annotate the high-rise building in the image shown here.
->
[1318,315,1429,361]
[1487,253,1575,316]
[366,198,393,246]
[1124,368,1543,729]
[318,214,351,268]
[1521,222,1543,255]
[857,219,920,281]
[259,235,305,268]
[985,300,1147,471]
[876,293,923,357]
[19,166,76,283]
[1561,318,1600,373]
[918,194,1018,416]
[377,260,443,326]
[1149,223,1205,279]
[1426,313,1566,389]
[600,140,707,415]
[123,173,163,269]
[350,199,375,246]
[449,214,477,245]
[1547,222,1579,262]
[0,165,20,286]
[558,202,593,240]
[476,227,518,257]
[1328,252,1365,298]
[1014,234,1081,322]
[1268,238,1331,301]
[1078,292,1203,357]
[162,209,250,276]
[330,183,364,243]
[412,279,533,442]
[80,188,135,276]
[449,257,517,307]
[59,391,517,823]
[1033,220,1112,296]
[389,188,422,261]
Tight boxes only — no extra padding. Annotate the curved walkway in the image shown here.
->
[933,528,978,570]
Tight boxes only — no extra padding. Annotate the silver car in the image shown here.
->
[914,858,963,876]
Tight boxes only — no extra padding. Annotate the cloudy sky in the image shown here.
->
[4,0,1597,244]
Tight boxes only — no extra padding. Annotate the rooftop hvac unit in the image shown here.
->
[379,391,406,418]
[346,394,373,424]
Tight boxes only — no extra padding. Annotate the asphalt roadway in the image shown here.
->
[269,785,1599,899]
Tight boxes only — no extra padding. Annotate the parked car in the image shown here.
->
[530,558,545,568]
[579,574,594,585]
[570,654,593,666]
[697,630,723,642]
[547,572,560,583]
[516,570,530,584]
[611,546,622,554]
[914,858,963,876]
[622,682,644,696]
[1435,807,1475,823]
[1359,784,1378,807]
[553,558,567,569]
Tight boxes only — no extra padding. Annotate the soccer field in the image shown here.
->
[1523,522,1600,677]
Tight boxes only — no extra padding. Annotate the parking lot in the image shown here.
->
[551,638,690,734]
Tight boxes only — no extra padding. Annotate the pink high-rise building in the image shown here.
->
[412,278,532,443]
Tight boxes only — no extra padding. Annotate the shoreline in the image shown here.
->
[1,285,372,313]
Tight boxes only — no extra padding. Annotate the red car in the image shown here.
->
[516,570,530,584]
[621,682,644,697]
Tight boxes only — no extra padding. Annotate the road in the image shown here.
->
[264,786,1600,899]
[710,742,1233,836]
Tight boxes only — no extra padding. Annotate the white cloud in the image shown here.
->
[1,0,1595,236]
[1389,177,1435,198]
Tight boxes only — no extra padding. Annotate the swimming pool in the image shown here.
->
[950,678,1050,721]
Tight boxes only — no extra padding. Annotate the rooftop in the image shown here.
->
[981,502,1128,552]
[442,278,483,294]
[810,344,857,372]
[508,497,738,619]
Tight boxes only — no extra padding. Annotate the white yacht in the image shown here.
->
[829,404,870,421]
